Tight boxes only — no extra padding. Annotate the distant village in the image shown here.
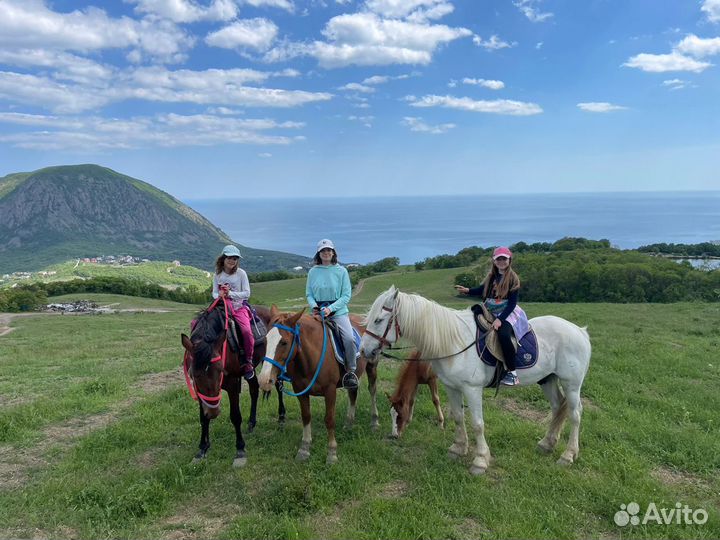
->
[1,255,168,286]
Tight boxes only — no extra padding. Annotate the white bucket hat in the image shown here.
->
[316,239,335,253]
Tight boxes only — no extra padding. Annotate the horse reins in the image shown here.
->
[183,296,230,409]
[369,298,476,362]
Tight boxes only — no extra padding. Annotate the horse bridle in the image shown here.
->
[183,297,229,409]
[364,303,402,349]
[263,314,329,397]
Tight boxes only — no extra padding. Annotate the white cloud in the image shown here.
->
[407,94,542,115]
[339,82,375,92]
[0,66,332,113]
[205,18,279,51]
[623,51,711,73]
[513,0,553,23]
[264,12,471,68]
[129,0,238,22]
[366,0,452,20]
[662,78,688,90]
[576,102,627,113]
[701,0,720,23]
[362,74,410,84]
[402,116,455,134]
[0,111,304,150]
[0,0,194,62]
[348,114,374,127]
[462,78,504,90]
[243,0,295,11]
[258,152,273,157]
[675,34,720,58]
[473,35,516,50]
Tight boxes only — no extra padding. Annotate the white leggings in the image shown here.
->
[331,314,357,372]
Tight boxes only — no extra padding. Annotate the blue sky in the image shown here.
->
[0,0,718,198]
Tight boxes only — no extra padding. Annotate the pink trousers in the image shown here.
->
[230,304,255,366]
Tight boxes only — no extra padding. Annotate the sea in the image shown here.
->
[185,192,720,266]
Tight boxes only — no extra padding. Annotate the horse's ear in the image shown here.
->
[181,334,193,352]
[270,304,279,317]
[287,307,305,327]
[392,286,399,299]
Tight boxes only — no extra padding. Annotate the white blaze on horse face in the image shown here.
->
[258,327,281,391]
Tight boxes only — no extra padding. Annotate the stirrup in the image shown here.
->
[342,371,358,389]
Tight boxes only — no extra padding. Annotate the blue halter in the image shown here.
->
[263,313,329,397]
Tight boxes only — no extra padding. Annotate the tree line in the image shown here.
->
[455,247,720,303]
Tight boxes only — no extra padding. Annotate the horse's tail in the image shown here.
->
[546,375,569,433]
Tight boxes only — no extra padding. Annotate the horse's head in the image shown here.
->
[386,392,411,439]
[258,305,305,392]
[360,286,401,359]
[181,307,227,418]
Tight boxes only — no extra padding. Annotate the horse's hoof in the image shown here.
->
[556,456,574,467]
[233,456,248,468]
[296,449,310,462]
[469,465,487,476]
[448,450,461,461]
[192,454,206,464]
[247,421,256,434]
[278,416,286,425]
[537,442,553,454]
[326,453,338,465]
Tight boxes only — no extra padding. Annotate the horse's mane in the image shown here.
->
[366,288,467,358]
[191,308,223,370]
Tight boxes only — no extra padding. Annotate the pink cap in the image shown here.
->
[492,246,513,260]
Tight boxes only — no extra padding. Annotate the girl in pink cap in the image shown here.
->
[454,246,529,386]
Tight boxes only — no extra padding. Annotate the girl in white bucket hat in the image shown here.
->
[306,239,358,390]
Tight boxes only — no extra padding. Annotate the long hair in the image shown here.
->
[215,254,238,275]
[312,250,338,265]
[481,259,520,299]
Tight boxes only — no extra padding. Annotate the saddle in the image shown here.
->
[227,305,268,354]
[323,318,361,366]
[471,303,518,361]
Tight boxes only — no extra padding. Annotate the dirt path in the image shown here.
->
[353,277,368,296]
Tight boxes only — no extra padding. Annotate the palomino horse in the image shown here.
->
[360,286,591,475]
[181,301,286,467]
[387,352,444,438]
[258,306,380,464]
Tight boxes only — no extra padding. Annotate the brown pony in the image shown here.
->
[387,352,444,438]
[258,306,379,464]
[181,302,286,467]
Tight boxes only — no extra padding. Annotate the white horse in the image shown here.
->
[359,286,591,475]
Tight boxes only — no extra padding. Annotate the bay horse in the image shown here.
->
[387,352,444,438]
[360,286,591,475]
[180,301,286,467]
[258,305,380,464]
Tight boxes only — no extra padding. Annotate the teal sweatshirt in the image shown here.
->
[306,264,352,317]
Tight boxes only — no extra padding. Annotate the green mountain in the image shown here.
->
[0,164,307,274]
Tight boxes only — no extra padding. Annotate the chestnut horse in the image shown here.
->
[258,306,379,464]
[387,352,444,438]
[181,301,286,467]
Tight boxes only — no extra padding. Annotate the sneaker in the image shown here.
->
[342,371,359,390]
[500,372,519,386]
[243,367,255,381]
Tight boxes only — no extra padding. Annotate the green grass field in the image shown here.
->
[1,260,212,290]
[0,276,719,539]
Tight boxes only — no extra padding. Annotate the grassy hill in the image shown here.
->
[0,286,717,539]
[0,164,307,274]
